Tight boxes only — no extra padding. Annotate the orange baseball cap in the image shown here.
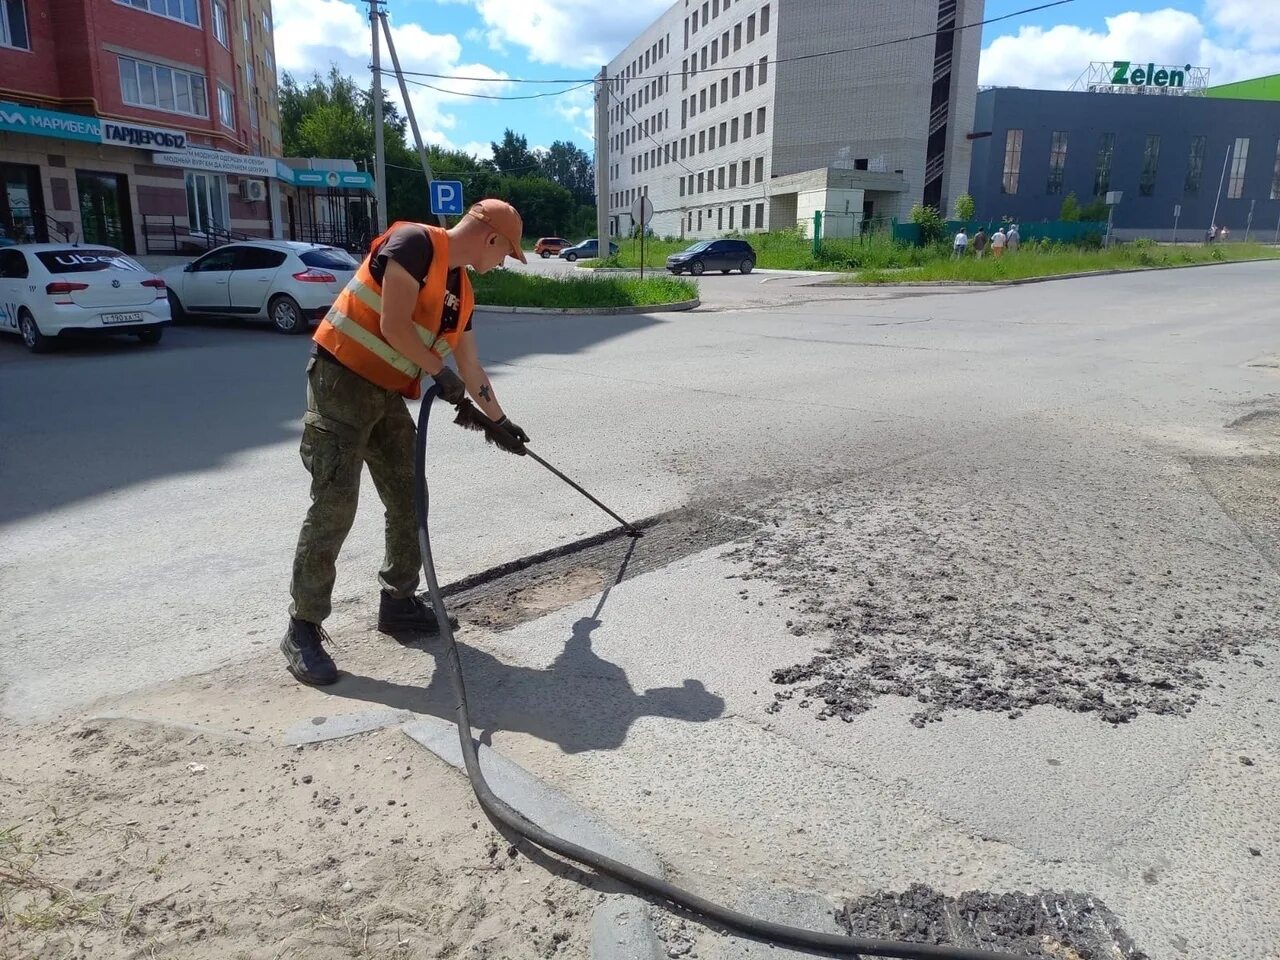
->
[465,198,526,263]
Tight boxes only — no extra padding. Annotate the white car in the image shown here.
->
[0,244,170,353]
[162,241,359,334]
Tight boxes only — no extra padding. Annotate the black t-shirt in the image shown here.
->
[368,224,472,334]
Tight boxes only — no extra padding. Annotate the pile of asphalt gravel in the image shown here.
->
[727,436,1277,726]
[838,883,1150,959]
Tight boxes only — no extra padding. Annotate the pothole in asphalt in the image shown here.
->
[443,507,757,632]
[839,884,1150,960]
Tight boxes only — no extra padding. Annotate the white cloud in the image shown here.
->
[272,0,511,149]
[467,0,671,67]
[459,140,494,161]
[979,7,1280,91]
[554,85,597,143]
[1206,0,1280,51]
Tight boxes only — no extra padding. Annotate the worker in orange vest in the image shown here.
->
[282,199,529,686]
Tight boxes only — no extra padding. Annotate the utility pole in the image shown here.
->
[1209,142,1231,239]
[595,66,610,247]
[368,0,387,234]
[379,10,446,226]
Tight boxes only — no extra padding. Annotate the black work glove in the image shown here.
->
[498,416,530,444]
[453,400,527,456]
[431,367,466,405]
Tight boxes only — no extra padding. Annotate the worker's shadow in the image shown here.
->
[325,546,725,753]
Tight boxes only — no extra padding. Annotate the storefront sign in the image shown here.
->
[101,120,186,150]
[1079,61,1207,97]
[0,102,101,143]
[292,169,374,190]
[151,147,277,178]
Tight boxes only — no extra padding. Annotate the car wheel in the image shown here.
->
[566,253,578,262]
[135,326,163,345]
[540,250,550,259]
[689,260,705,275]
[166,290,187,322]
[18,309,52,354]
[740,258,755,274]
[269,294,307,335]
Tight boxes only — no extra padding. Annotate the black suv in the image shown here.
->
[666,239,756,275]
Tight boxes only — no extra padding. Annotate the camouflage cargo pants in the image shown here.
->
[289,354,420,624]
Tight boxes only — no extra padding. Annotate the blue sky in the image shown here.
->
[271,0,1280,160]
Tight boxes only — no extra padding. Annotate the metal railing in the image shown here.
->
[142,215,252,255]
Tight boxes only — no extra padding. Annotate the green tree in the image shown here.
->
[1079,196,1109,221]
[909,204,946,245]
[539,140,595,206]
[489,129,539,177]
[1060,192,1081,221]
[954,193,975,222]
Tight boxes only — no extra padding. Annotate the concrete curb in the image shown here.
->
[812,255,1280,289]
[402,716,665,959]
[475,298,700,316]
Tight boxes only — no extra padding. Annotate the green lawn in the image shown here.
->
[471,269,697,308]
[849,242,1280,284]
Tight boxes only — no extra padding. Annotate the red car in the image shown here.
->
[533,237,569,258]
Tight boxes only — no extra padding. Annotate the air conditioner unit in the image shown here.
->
[239,179,267,202]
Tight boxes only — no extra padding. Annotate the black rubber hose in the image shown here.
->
[413,386,1025,960]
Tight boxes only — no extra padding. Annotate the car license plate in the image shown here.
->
[101,311,145,325]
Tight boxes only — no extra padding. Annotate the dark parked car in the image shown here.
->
[558,239,620,261]
[666,239,756,275]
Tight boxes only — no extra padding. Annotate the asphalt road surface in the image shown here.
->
[3,261,1279,959]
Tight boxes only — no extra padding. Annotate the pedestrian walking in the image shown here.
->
[973,229,988,259]
[953,228,968,258]
[282,199,531,686]
[1007,223,1020,253]
[991,227,1007,258]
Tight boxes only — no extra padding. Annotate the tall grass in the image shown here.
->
[472,269,697,308]
[852,241,1280,284]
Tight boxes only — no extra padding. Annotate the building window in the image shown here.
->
[1093,132,1115,196]
[730,117,739,142]
[700,89,706,111]
[760,4,770,33]
[718,208,723,230]
[721,33,728,58]
[710,84,717,107]
[747,13,755,42]
[216,83,235,126]
[734,24,741,50]
[262,10,271,33]
[755,107,765,135]
[721,77,728,101]
[718,166,725,189]
[729,163,737,186]
[743,111,752,137]
[729,206,735,229]
[710,41,717,65]
[754,157,764,182]
[265,49,274,74]
[1228,137,1249,199]
[1046,131,1068,195]
[1184,135,1206,195]
[718,121,726,144]
[120,56,208,117]
[699,130,706,152]
[249,96,259,130]
[732,71,740,97]
[118,0,199,27]
[745,64,754,91]
[698,172,704,193]
[742,204,750,228]
[741,159,750,183]
[246,59,255,89]
[756,202,764,227]
[1139,135,1160,197]
[1271,141,1280,201]
[1001,128,1023,194]
[211,1,229,46]
[680,179,685,197]
[0,0,29,49]
[700,47,707,70]
[242,14,249,45]
[759,57,768,84]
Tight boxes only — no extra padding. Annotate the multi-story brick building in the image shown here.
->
[0,0,291,252]
[604,0,984,239]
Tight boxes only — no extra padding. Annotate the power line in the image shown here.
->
[608,85,695,178]
[374,68,594,100]
[386,0,1075,85]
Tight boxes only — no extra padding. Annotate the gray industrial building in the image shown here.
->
[968,85,1280,239]
[604,0,985,239]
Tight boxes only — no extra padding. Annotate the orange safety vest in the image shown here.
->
[313,222,475,399]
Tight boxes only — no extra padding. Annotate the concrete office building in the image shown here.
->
[968,76,1280,239]
[604,0,985,239]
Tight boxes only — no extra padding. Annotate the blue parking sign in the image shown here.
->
[429,180,464,216]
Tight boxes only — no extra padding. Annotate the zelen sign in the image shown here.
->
[1109,61,1192,89]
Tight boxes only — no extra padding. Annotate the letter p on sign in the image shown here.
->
[430,180,464,216]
